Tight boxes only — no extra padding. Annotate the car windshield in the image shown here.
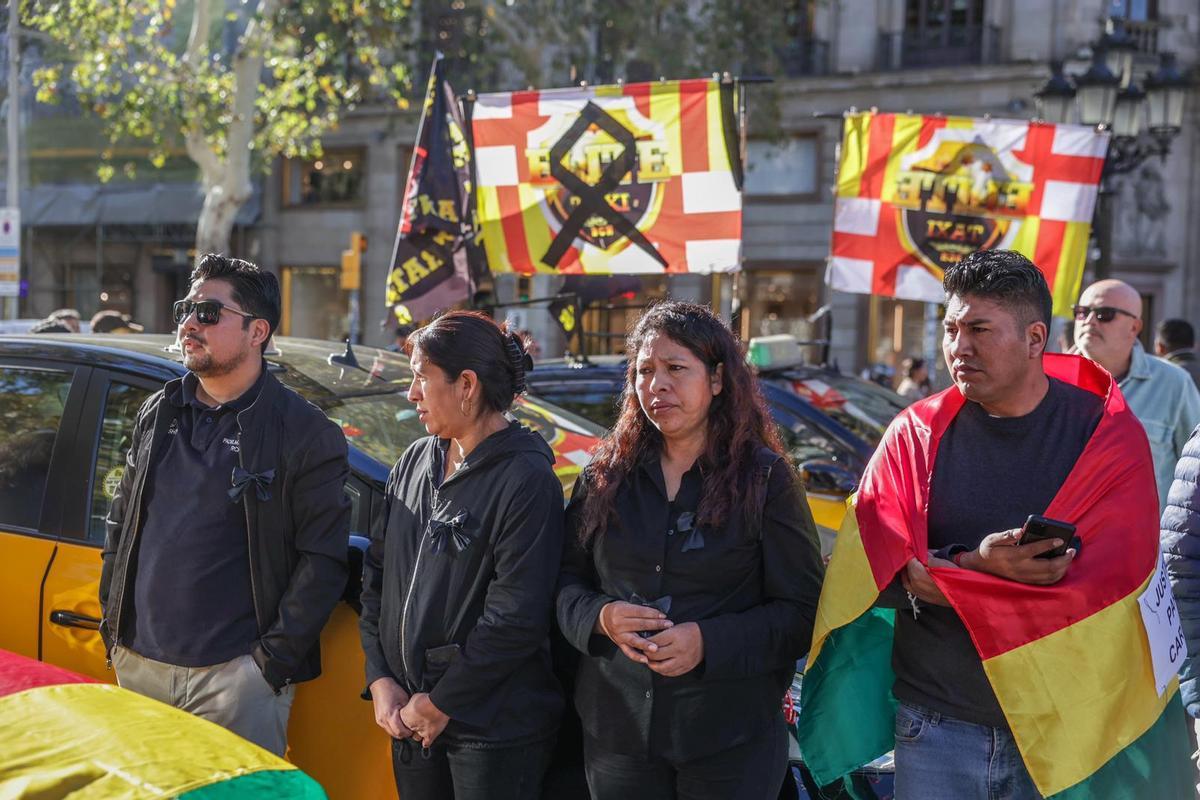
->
[264,341,602,483]
[774,412,860,469]
[777,371,906,447]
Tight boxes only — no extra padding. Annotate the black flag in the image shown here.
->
[386,56,473,325]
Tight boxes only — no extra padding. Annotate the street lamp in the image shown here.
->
[1073,48,1120,127]
[1112,81,1145,138]
[1145,52,1188,141]
[1035,19,1190,280]
[1035,62,1076,127]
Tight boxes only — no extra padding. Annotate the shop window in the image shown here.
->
[283,149,366,207]
[744,268,822,340]
[280,265,349,341]
[865,296,941,389]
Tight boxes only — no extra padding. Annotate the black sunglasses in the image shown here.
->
[172,299,258,326]
[1073,305,1139,323]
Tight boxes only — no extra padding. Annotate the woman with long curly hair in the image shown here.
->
[556,301,824,799]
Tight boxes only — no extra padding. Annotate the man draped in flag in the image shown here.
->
[385,55,473,327]
[798,250,1192,798]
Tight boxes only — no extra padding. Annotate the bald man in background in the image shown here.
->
[1074,279,1200,509]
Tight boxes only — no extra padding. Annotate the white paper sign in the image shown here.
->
[1138,552,1187,696]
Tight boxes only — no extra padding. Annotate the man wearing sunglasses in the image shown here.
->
[99,253,350,756]
[1073,279,1200,510]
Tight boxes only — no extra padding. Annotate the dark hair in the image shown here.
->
[406,310,533,414]
[943,249,1052,331]
[1156,318,1195,351]
[578,301,786,545]
[189,254,281,351]
[901,357,925,378]
[30,319,71,333]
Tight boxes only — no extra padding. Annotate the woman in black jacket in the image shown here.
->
[557,301,824,800]
[359,311,564,800]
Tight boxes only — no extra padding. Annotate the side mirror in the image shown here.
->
[343,534,369,614]
[800,460,858,497]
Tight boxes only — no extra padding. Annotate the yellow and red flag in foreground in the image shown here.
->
[471,79,742,275]
[827,113,1108,316]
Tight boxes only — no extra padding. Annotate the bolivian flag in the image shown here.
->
[0,649,326,798]
[798,354,1192,798]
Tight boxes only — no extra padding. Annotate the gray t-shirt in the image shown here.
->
[890,377,1103,727]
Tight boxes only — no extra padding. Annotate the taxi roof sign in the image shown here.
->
[746,334,806,370]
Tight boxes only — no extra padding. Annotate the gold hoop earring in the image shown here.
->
[460,397,472,417]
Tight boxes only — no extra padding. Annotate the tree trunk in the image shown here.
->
[193,181,248,266]
[185,0,277,268]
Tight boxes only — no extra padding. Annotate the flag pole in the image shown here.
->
[388,55,440,326]
[460,87,485,311]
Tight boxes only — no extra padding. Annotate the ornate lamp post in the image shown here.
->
[1035,19,1189,280]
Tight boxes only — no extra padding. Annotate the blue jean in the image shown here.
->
[893,702,1042,800]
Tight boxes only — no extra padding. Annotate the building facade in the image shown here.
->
[13,0,1200,380]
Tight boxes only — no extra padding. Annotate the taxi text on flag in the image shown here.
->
[471,79,743,275]
[386,56,473,325]
[826,113,1109,316]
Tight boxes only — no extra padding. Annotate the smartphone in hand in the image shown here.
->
[1018,514,1077,560]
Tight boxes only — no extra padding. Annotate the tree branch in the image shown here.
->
[223,0,280,204]
[182,0,220,188]
[183,0,212,67]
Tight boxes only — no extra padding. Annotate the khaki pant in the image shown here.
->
[112,646,294,756]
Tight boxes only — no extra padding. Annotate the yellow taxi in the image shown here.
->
[0,334,603,800]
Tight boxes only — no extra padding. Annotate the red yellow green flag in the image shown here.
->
[827,113,1108,317]
[0,649,326,798]
[797,354,1192,798]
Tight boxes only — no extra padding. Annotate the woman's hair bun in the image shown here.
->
[504,332,533,394]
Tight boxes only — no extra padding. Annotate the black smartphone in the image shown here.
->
[1018,514,1077,559]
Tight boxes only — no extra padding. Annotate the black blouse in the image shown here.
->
[556,447,824,761]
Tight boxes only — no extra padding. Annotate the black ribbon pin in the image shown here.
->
[429,510,472,554]
[229,467,275,503]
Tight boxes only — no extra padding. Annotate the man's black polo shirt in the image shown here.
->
[891,377,1104,726]
[127,368,266,667]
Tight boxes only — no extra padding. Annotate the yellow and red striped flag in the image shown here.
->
[471,79,742,275]
[827,113,1108,316]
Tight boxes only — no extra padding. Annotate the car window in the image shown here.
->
[783,373,905,447]
[774,412,859,471]
[88,381,154,543]
[0,366,74,531]
[529,389,622,430]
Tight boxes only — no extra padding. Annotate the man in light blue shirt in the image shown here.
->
[1075,279,1200,510]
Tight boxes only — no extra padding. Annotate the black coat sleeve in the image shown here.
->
[359,461,402,692]
[555,473,620,656]
[428,460,565,720]
[695,459,824,680]
[253,423,351,689]
[98,394,155,652]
